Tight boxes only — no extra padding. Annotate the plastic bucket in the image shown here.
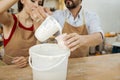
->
[29,43,70,80]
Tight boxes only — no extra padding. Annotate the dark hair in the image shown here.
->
[17,0,45,12]
[18,0,23,12]
[41,0,44,6]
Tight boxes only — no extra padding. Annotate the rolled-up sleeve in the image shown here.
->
[86,11,104,36]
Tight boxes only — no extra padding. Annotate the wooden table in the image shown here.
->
[0,54,120,80]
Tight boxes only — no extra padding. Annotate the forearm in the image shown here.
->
[0,0,18,14]
[84,32,103,47]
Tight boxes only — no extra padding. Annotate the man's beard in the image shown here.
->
[65,0,77,9]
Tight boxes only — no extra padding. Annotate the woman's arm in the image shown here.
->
[0,0,18,25]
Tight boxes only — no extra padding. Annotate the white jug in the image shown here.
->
[35,16,62,42]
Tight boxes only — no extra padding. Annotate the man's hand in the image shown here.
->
[63,33,87,52]
[63,32,103,52]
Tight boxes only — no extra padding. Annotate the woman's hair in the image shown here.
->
[18,0,23,12]
[17,0,45,12]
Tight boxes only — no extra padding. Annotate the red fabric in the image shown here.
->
[3,14,34,47]
[4,14,17,47]
[18,21,34,31]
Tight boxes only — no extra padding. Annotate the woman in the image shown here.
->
[0,0,50,68]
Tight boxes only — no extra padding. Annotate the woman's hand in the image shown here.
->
[30,6,46,22]
[44,7,52,15]
[12,56,28,68]
[30,6,52,30]
[63,33,87,52]
[30,6,52,22]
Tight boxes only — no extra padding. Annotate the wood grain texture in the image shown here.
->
[0,54,120,80]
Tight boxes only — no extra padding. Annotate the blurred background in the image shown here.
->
[10,0,120,33]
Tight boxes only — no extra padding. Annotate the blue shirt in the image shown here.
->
[52,8,103,35]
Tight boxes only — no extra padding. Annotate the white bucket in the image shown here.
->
[35,16,62,42]
[29,43,70,80]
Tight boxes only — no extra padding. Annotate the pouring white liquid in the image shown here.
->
[35,16,62,42]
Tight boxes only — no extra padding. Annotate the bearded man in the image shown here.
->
[52,0,104,58]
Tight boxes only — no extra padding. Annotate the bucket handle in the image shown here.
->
[29,56,67,71]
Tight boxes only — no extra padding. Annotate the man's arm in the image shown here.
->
[63,32,103,52]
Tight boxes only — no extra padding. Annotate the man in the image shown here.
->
[52,0,104,58]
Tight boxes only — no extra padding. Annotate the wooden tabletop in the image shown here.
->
[0,54,120,80]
